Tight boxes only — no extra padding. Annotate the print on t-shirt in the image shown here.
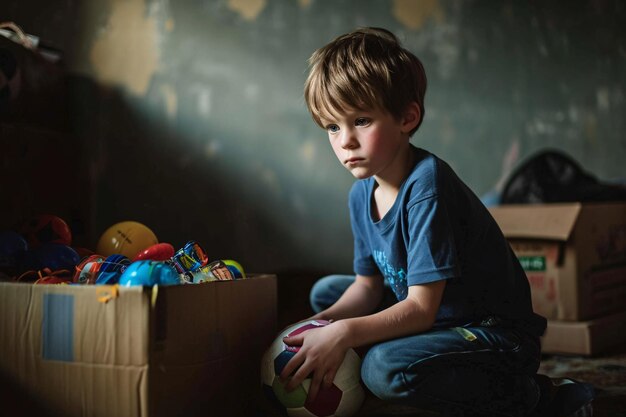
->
[373,249,407,300]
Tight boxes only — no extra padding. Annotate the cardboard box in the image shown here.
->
[489,203,626,321]
[0,274,277,417]
[541,310,626,356]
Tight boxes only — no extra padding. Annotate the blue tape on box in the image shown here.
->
[42,293,74,362]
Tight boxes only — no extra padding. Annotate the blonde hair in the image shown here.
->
[304,27,427,136]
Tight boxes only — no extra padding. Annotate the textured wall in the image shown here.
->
[3,0,625,274]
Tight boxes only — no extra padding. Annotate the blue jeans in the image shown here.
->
[310,275,542,417]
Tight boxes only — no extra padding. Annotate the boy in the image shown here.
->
[280,27,594,417]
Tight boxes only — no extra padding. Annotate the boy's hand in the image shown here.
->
[279,321,349,403]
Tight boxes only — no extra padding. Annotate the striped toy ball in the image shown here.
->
[73,254,105,284]
[94,254,131,285]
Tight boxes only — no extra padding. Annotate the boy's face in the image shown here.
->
[320,106,413,181]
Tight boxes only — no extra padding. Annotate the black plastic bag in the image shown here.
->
[501,149,626,204]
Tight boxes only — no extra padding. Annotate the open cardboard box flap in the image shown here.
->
[490,203,582,241]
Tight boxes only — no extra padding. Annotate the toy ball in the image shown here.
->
[133,242,175,262]
[118,260,180,286]
[21,214,72,248]
[73,254,105,284]
[95,254,131,285]
[23,243,80,271]
[261,320,365,417]
[0,231,28,270]
[223,259,245,279]
[96,221,158,259]
[0,231,28,256]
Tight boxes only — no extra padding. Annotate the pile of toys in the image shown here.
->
[0,214,245,286]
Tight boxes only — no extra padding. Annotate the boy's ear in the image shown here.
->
[401,102,421,133]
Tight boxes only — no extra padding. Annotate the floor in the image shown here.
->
[257,350,626,417]
[537,352,626,417]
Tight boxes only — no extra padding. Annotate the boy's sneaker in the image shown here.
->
[529,374,594,417]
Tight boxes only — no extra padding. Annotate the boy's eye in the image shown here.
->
[355,117,370,126]
[327,124,340,133]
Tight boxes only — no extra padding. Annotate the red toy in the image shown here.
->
[21,214,72,248]
[133,242,175,262]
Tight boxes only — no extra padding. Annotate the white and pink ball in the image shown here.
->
[261,320,365,417]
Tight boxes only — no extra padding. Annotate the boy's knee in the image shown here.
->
[361,344,407,401]
[309,274,353,313]
[309,275,335,313]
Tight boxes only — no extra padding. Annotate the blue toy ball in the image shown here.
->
[0,231,28,270]
[95,254,131,285]
[118,260,180,286]
[0,231,28,256]
[19,243,80,271]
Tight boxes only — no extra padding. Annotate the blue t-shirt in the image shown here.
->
[350,146,546,336]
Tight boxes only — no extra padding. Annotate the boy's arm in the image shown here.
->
[310,274,385,321]
[341,279,445,346]
[282,279,446,401]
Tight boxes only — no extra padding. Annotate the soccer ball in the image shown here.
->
[261,320,365,417]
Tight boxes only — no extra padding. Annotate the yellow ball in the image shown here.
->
[223,259,246,278]
[96,221,158,259]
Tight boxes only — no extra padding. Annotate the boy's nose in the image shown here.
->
[340,130,358,149]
